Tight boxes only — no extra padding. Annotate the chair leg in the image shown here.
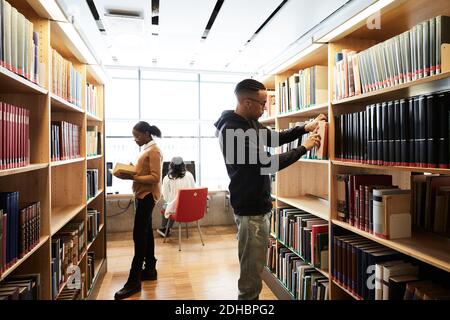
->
[178,223,182,251]
[185,223,189,238]
[163,223,170,243]
[197,221,204,246]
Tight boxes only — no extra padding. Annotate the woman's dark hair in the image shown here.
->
[168,157,186,180]
[133,121,162,138]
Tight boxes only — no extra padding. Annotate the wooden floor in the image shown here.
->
[95,225,277,300]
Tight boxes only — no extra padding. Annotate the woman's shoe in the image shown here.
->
[141,268,157,281]
[114,271,141,300]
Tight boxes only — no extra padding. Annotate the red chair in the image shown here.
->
[163,187,208,251]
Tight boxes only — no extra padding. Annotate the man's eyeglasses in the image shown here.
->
[246,98,267,106]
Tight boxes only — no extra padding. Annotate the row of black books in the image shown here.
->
[332,232,450,300]
[272,207,328,268]
[87,169,99,200]
[51,220,85,299]
[0,273,40,300]
[278,65,328,113]
[336,173,450,239]
[51,120,81,161]
[0,193,40,275]
[1,102,30,170]
[0,0,41,84]
[334,15,450,100]
[52,48,83,108]
[87,209,101,243]
[334,91,450,168]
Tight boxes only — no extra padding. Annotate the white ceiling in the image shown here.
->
[57,0,355,73]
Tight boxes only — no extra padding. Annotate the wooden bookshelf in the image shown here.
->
[0,163,49,177]
[51,204,86,235]
[332,70,450,106]
[0,66,48,95]
[0,236,49,281]
[263,0,450,301]
[261,267,295,300]
[0,0,107,300]
[86,112,103,122]
[298,159,329,165]
[259,116,276,125]
[87,155,103,161]
[278,103,329,118]
[332,160,450,175]
[331,279,362,300]
[87,189,104,205]
[277,195,329,221]
[332,219,450,273]
[275,235,329,278]
[50,93,84,113]
[50,157,86,167]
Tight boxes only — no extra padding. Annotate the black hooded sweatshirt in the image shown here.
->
[214,110,308,216]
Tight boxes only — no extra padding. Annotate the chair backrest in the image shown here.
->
[172,187,208,223]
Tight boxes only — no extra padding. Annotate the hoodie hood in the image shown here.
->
[214,110,255,137]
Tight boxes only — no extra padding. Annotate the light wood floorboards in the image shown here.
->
[95,225,277,300]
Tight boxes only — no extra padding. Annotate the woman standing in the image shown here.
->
[114,121,163,300]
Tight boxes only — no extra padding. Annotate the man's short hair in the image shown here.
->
[234,79,266,96]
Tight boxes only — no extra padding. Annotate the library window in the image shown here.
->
[106,68,247,193]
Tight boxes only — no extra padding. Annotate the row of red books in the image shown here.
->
[0,102,30,170]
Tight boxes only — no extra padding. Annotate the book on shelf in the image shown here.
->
[87,251,95,290]
[333,15,450,101]
[279,65,328,114]
[112,162,136,177]
[86,125,101,157]
[334,91,450,168]
[333,173,441,239]
[86,83,99,116]
[51,220,85,298]
[0,273,40,300]
[0,0,42,85]
[333,229,450,300]
[281,120,329,160]
[266,237,277,273]
[262,90,276,119]
[275,207,329,269]
[51,48,83,108]
[411,174,450,237]
[0,191,19,272]
[373,189,411,239]
[0,102,30,170]
[87,209,101,243]
[87,168,99,200]
[51,120,81,161]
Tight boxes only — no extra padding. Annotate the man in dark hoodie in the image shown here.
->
[214,79,326,300]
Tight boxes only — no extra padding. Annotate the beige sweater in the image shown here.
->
[132,142,162,200]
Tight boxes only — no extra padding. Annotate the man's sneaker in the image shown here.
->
[157,228,169,237]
